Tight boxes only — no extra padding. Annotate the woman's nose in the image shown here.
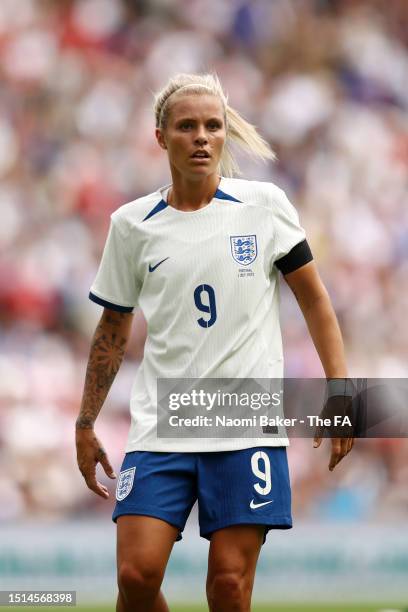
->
[194,127,208,144]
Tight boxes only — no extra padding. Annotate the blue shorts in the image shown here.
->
[112,447,292,542]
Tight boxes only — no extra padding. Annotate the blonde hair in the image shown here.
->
[153,72,275,177]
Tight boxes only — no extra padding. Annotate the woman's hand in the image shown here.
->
[76,428,116,498]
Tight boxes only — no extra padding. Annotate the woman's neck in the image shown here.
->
[167,173,221,211]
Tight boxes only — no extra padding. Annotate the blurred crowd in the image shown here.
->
[0,0,407,523]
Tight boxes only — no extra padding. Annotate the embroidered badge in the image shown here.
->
[116,467,136,501]
[230,235,257,266]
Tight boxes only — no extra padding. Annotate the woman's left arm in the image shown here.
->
[283,260,354,469]
[283,261,347,378]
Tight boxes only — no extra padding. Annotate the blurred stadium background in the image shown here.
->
[1,0,408,609]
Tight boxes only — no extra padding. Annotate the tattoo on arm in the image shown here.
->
[76,322,128,429]
[104,312,127,327]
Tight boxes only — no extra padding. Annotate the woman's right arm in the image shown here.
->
[75,308,134,498]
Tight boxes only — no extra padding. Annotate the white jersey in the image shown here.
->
[89,176,310,452]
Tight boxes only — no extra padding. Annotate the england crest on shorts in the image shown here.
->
[230,235,257,266]
[116,467,136,501]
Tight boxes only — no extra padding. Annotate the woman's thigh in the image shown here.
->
[117,515,178,575]
[206,524,264,612]
[207,524,264,582]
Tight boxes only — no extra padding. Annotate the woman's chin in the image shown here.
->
[184,166,215,179]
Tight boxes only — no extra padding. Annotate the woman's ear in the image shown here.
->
[155,128,167,150]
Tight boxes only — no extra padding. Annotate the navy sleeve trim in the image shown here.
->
[275,239,313,275]
[89,292,134,313]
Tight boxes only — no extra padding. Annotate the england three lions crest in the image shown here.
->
[230,235,257,266]
[116,466,136,501]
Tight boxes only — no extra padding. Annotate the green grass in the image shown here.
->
[138,606,406,612]
[9,604,408,612]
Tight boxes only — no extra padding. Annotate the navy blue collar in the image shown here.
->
[142,183,242,222]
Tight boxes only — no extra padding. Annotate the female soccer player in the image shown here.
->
[76,73,353,612]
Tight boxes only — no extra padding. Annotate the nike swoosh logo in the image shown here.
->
[148,257,169,273]
[250,499,274,509]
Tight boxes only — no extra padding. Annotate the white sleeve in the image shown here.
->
[272,187,307,262]
[89,217,140,312]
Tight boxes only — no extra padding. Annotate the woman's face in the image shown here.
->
[156,93,226,180]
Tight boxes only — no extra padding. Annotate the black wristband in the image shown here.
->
[327,378,354,398]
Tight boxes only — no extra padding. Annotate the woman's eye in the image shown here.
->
[179,122,220,130]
